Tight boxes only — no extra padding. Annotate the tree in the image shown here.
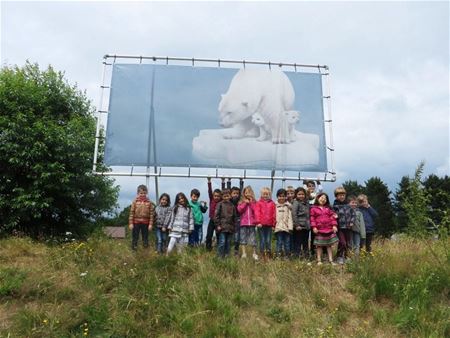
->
[342,180,365,198]
[0,62,118,237]
[364,177,396,237]
[423,174,450,230]
[399,162,430,236]
[393,175,411,233]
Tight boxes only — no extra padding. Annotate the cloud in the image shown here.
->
[2,1,448,205]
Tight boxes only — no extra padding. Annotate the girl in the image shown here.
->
[310,192,338,265]
[237,185,259,260]
[291,187,311,259]
[154,193,172,254]
[255,187,276,259]
[274,189,293,258]
[167,192,194,254]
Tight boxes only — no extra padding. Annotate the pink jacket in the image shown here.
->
[310,206,338,233]
[237,201,257,227]
[255,198,276,227]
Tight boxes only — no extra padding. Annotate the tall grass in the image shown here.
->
[0,234,448,337]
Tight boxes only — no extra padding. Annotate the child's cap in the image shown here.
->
[334,187,346,197]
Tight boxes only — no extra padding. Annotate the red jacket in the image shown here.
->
[310,206,337,233]
[255,198,276,227]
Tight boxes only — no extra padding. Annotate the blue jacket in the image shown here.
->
[358,206,378,233]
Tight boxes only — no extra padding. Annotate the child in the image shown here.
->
[310,192,338,265]
[237,185,259,260]
[333,187,355,264]
[274,189,293,258]
[231,181,244,256]
[188,188,208,246]
[304,180,323,205]
[291,187,310,259]
[205,178,223,251]
[154,193,172,254]
[128,185,155,251]
[167,192,194,254]
[215,189,237,258]
[348,195,365,257]
[255,187,276,258]
[357,194,378,253]
[286,186,296,204]
[304,180,322,258]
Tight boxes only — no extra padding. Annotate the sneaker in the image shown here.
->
[330,261,337,266]
[317,261,323,266]
[252,253,259,261]
[336,257,345,265]
[241,252,247,259]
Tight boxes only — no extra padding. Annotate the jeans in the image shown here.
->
[362,233,374,253]
[132,223,149,250]
[167,234,189,254]
[217,232,233,258]
[276,232,291,256]
[352,232,361,256]
[205,219,216,251]
[337,228,353,258]
[234,222,241,254]
[258,227,273,254]
[292,229,309,258]
[189,223,202,246]
[155,228,168,254]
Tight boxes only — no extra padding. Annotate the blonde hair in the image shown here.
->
[286,185,295,192]
[357,194,368,205]
[260,187,271,197]
[334,186,346,197]
[240,185,256,202]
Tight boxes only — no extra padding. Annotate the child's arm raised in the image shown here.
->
[207,177,213,200]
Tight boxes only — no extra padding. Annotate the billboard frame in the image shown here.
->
[93,54,336,185]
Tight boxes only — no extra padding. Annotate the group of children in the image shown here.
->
[128,179,378,264]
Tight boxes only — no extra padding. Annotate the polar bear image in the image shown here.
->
[252,110,300,143]
[284,110,300,142]
[218,69,295,143]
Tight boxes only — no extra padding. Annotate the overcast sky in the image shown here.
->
[2,1,449,210]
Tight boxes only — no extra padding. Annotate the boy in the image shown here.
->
[205,177,223,251]
[215,189,237,258]
[230,179,244,256]
[128,185,155,251]
[188,188,208,246]
[348,195,365,257]
[357,194,378,253]
[303,180,323,204]
[333,187,355,264]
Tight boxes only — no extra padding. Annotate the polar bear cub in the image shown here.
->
[252,110,300,143]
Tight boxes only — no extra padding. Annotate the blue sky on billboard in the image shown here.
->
[1,1,449,211]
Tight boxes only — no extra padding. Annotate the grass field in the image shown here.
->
[0,234,448,337]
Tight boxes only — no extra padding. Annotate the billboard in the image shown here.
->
[104,63,328,171]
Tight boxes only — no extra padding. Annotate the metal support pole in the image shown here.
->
[93,57,108,171]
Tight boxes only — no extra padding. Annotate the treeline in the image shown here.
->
[342,163,450,237]
[1,63,448,239]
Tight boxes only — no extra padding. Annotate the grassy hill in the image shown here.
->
[0,235,448,337]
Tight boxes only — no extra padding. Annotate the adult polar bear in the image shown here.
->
[218,68,296,144]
